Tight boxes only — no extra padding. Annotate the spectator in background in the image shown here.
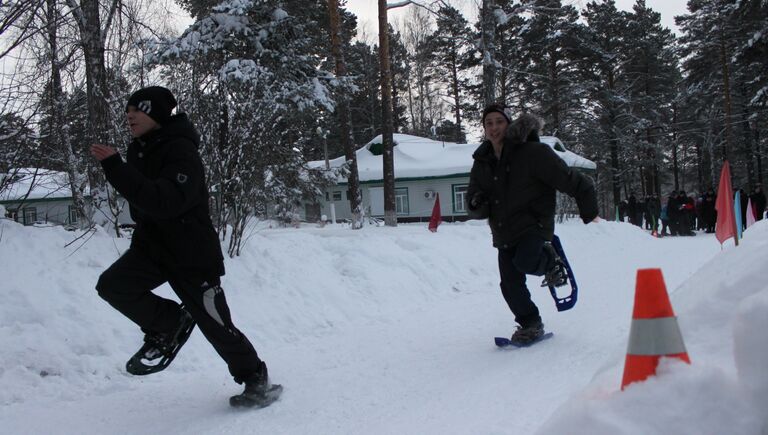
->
[646,194,661,233]
[677,190,695,236]
[701,188,716,233]
[666,191,680,236]
[627,194,640,227]
[660,201,670,237]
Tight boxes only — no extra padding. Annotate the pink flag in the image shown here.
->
[715,161,737,245]
[746,198,756,229]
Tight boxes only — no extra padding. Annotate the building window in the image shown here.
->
[68,205,79,224]
[325,191,329,201]
[23,207,37,225]
[395,187,409,215]
[453,184,468,213]
[332,191,342,201]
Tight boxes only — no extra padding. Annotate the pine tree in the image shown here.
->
[676,0,748,188]
[578,0,632,212]
[149,0,337,254]
[493,0,526,109]
[428,4,472,143]
[623,0,677,196]
[327,0,363,229]
[729,0,768,186]
[517,0,584,140]
[346,41,383,145]
[401,6,442,137]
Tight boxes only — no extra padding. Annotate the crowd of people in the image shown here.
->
[618,186,767,236]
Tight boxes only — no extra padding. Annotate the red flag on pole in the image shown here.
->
[715,161,738,245]
[428,193,441,232]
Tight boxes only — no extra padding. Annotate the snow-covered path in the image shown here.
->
[3,219,763,434]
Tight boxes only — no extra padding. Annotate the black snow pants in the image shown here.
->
[96,247,263,383]
[497,232,553,328]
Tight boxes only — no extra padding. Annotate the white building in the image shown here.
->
[306,134,596,223]
[0,168,131,227]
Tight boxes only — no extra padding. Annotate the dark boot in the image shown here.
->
[510,321,545,345]
[230,362,283,408]
[541,243,568,288]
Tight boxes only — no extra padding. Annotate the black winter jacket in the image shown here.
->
[101,114,225,279]
[467,115,598,248]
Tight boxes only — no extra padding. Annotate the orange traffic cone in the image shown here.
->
[621,268,690,390]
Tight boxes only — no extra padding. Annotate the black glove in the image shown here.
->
[470,192,488,210]
[468,192,490,220]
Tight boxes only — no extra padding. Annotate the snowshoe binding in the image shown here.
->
[541,243,568,288]
[126,308,196,376]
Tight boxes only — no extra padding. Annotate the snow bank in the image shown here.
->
[0,216,765,434]
[539,221,768,435]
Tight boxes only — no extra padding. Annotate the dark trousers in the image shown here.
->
[497,233,551,328]
[96,248,263,383]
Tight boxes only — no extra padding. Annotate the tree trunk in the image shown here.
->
[548,47,560,135]
[67,0,116,232]
[720,35,732,160]
[378,0,396,226]
[47,0,90,230]
[672,104,679,191]
[450,51,462,143]
[605,70,622,213]
[740,86,755,188]
[754,121,763,185]
[328,0,363,229]
[481,0,496,106]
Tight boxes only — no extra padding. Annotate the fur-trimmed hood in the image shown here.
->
[505,113,545,144]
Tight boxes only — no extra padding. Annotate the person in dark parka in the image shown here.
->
[90,86,277,408]
[467,105,599,344]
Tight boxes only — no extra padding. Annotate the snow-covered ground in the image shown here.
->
[1,216,766,434]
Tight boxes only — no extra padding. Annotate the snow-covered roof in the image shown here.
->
[0,168,73,202]
[309,133,596,183]
[539,136,598,171]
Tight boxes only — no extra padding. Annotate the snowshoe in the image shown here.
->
[544,235,579,312]
[126,308,196,376]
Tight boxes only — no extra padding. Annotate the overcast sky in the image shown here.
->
[347,0,688,41]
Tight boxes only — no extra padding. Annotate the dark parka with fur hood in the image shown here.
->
[467,114,598,248]
[100,113,225,280]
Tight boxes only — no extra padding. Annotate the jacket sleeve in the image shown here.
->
[100,141,203,219]
[467,160,489,219]
[533,145,598,224]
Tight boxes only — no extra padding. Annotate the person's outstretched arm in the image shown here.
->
[533,145,598,224]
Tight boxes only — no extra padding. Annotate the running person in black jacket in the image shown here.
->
[90,86,279,408]
[467,105,599,344]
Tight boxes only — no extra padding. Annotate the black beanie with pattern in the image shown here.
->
[126,86,177,125]
[481,103,512,124]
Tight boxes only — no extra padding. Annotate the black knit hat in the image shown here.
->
[126,86,177,125]
[482,103,512,124]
